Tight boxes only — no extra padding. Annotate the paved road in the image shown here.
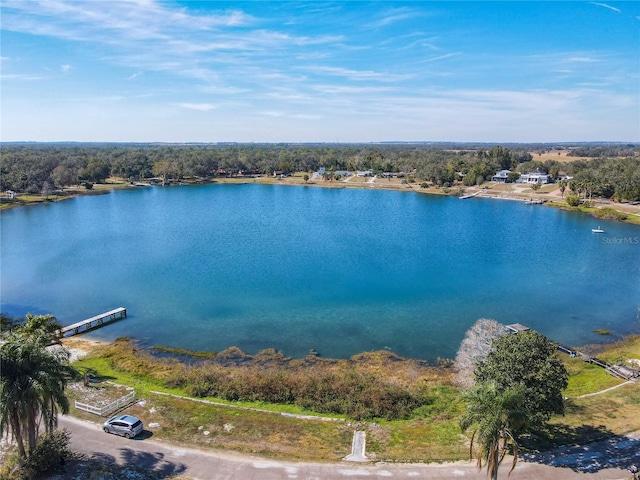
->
[59,416,639,480]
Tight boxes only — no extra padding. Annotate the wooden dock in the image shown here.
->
[506,323,530,333]
[506,323,640,381]
[57,307,127,337]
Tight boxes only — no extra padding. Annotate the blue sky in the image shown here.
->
[1,1,639,143]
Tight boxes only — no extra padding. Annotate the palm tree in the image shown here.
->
[459,382,527,480]
[0,320,75,459]
[20,313,63,344]
[559,180,567,198]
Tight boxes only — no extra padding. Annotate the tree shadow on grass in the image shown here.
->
[520,424,640,473]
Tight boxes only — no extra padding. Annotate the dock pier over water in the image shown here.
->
[506,323,640,381]
[57,307,127,337]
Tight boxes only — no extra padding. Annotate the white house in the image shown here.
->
[519,169,551,184]
[491,170,512,183]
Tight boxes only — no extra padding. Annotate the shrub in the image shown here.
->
[593,207,627,221]
[83,182,93,190]
[0,447,22,480]
[168,363,423,420]
[20,429,72,479]
[565,193,580,206]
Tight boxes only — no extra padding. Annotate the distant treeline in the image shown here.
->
[1,143,639,201]
[566,145,639,158]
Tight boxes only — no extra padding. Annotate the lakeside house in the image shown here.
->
[315,168,352,178]
[518,169,551,184]
[491,170,512,183]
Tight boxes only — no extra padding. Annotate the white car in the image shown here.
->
[102,415,144,439]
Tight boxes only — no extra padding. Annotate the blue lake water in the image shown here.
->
[1,184,639,361]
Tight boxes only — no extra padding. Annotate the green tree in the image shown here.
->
[51,164,77,189]
[153,160,181,185]
[474,330,568,430]
[488,145,515,171]
[460,382,527,480]
[507,171,521,183]
[80,159,110,183]
[0,317,75,459]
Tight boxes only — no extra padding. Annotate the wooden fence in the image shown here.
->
[75,391,136,417]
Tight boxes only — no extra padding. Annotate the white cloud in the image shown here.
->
[370,7,424,28]
[61,64,71,72]
[590,2,621,13]
[1,2,637,143]
[566,56,600,63]
[257,110,321,120]
[260,110,284,117]
[292,113,321,120]
[1,73,45,81]
[178,103,217,111]
[419,52,462,63]
[0,0,344,92]
[303,66,414,82]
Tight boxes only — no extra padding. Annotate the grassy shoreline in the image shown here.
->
[64,334,640,462]
[3,174,640,225]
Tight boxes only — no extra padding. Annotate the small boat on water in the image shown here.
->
[592,226,605,233]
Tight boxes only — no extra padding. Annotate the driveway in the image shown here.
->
[59,416,638,480]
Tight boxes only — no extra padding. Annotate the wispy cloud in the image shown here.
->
[370,7,424,28]
[590,2,621,13]
[303,66,413,82]
[1,73,45,81]
[258,110,320,120]
[419,52,462,63]
[0,0,345,93]
[178,103,217,111]
[1,1,637,142]
[566,56,600,63]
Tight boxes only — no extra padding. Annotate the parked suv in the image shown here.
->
[102,415,143,439]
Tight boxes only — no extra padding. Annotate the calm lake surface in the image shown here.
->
[2,184,639,360]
